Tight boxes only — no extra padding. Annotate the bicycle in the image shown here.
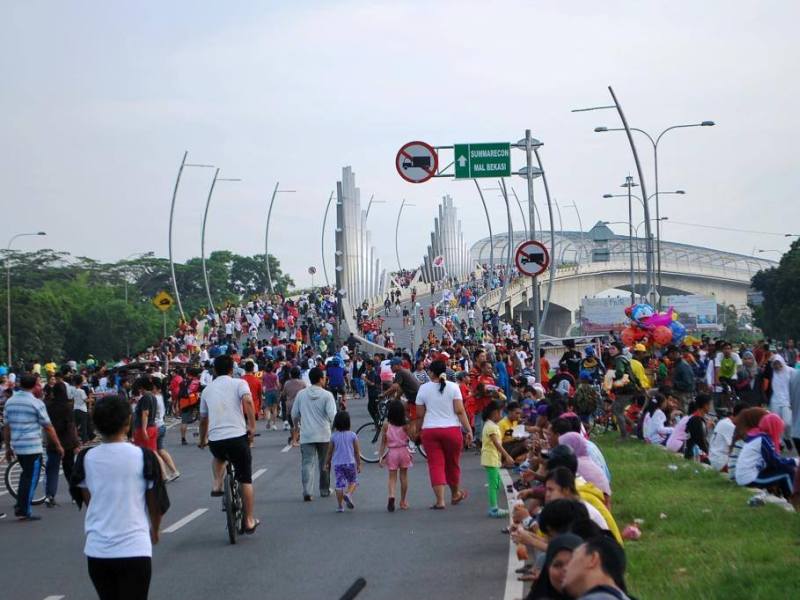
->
[355,398,427,463]
[4,458,47,505]
[222,460,244,545]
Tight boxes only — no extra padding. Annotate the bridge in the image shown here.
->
[471,221,775,336]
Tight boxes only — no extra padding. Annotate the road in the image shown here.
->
[1,396,521,600]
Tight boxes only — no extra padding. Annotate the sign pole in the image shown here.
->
[162,311,167,338]
[525,129,542,383]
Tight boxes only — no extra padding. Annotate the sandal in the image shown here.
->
[210,490,224,497]
[243,519,260,535]
[429,504,446,510]
[452,489,469,505]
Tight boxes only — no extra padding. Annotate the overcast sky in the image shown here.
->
[2,1,798,287]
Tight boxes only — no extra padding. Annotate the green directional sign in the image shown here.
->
[453,142,511,179]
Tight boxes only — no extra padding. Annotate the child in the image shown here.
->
[325,411,361,513]
[378,400,413,512]
[481,400,515,518]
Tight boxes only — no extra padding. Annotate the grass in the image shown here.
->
[594,434,800,600]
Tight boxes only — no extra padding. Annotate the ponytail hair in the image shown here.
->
[429,360,447,393]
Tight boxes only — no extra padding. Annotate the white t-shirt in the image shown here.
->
[73,387,88,413]
[154,393,166,428]
[708,417,735,471]
[582,500,609,531]
[199,375,251,442]
[80,443,153,559]
[415,380,463,429]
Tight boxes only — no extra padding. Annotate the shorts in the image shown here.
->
[133,425,158,451]
[208,434,253,483]
[385,447,412,471]
[333,463,358,490]
[181,408,197,425]
[265,390,279,407]
[156,424,167,450]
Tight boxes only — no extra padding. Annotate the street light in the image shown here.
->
[595,120,714,303]
[264,182,296,296]
[757,249,781,255]
[395,200,416,272]
[365,197,386,221]
[6,231,46,367]
[202,169,242,313]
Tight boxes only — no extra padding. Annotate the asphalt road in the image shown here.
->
[1,396,519,600]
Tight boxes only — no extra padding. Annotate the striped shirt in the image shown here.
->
[4,390,51,455]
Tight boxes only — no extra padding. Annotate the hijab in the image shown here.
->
[526,533,583,600]
[757,413,784,449]
[559,432,612,496]
[741,350,759,379]
[770,355,792,405]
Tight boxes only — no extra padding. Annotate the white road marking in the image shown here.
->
[163,508,208,533]
[280,444,293,453]
[43,596,65,600]
[0,490,8,496]
[252,468,267,481]
[500,469,524,600]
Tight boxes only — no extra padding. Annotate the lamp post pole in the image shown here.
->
[6,231,46,367]
[395,199,416,271]
[202,169,241,314]
[264,183,296,296]
[321,191,335,289]
[167,152,215,320]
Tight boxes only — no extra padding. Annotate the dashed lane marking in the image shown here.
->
[280,444,293,453]
[163,508,208,534]
[252,468,267,481]
[42,596,65,600]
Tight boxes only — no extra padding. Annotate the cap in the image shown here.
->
[389,357,402,366]
[455,371,468,380]
[633,343,647,352]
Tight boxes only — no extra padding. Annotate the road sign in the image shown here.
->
[152,291,175,312]
[396,141,438,183]
[308,266,317,275]
[454,142,511,179]
[514,240,549,277]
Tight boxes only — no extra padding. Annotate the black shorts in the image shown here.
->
[208,434,253,483]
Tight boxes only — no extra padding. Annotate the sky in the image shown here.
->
[2,1,798,287]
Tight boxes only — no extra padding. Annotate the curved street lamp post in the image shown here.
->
[202,169,242,315]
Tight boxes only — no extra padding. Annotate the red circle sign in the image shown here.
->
[396,141,438,184]
[514,240,550,277]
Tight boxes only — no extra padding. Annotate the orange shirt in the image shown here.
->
[243,373,263,414]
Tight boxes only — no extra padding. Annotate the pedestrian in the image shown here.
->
[325,410,361,513]
[378,399,413,512]
[132,377,158,452]
[414,360,473,509]
[3,373,64,520]
[480,400,514,518]
[153,382,180,482]
[291,367,337,501]
[70,394,167,600]
[607,342,639,440]
[43,373,80,507]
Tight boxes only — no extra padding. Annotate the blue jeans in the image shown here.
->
[14,453,42,517]
[300,442,330,497]
[352,377,365,397]
[45,448,75,499]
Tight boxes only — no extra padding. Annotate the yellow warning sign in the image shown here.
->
[152,291,175,312]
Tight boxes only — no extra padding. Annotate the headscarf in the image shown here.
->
[757,413,784,449]
[526,533,583,600]
[559,432,612,496]
[741,350,759,379]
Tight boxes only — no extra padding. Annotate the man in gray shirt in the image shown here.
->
[291,367,337,501]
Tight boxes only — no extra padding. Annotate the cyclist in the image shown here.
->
[197,355,259,535]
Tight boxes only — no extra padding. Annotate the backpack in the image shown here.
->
[613,356,641,395]
[178,378,198,410]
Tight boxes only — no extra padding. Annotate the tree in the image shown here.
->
[750,239,800,340]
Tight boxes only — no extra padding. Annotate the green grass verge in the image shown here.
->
[595,434,800,599]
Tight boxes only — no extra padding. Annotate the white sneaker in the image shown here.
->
[283,421,290,431]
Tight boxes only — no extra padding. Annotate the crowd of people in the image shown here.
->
[3,273,800,600]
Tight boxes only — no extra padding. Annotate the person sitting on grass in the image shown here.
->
[574,372,599,428]
[727,407,768,480]
[498,401,528,462]
[735,412,800,506]
[481,401,515,518]
[550,416,611,484]
[563,536,632,600]
[708,403,746,472]
[545,467,613,534]
[684,394,712,461]
[558,432,612,503]
[642,391,674,445]
[512,497,590,553]
[525,533,583,600]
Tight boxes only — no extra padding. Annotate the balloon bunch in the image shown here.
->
[620,303,687,348]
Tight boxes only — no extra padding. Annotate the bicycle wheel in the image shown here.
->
[4,458,47,505]
[356,421,383,463]
[224,470,237,545]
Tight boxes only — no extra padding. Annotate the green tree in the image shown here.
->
[750,239,800,339]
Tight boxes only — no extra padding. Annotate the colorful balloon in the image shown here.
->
[652,325,673,346]
[641,309,674,329]
[630,303,655,324]
[621,327,637,347]
[671,310,679,322]
[669,321,686,344]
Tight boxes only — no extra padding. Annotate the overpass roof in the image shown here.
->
[469,221,777,280]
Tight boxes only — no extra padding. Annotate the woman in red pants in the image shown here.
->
[415,360,474,509]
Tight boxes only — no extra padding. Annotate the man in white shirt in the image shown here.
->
[198,355,259,534]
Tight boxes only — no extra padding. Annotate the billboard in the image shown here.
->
[663,295,719,330]
[580,297,629,333]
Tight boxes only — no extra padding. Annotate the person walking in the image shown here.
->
[414,360,473,509]
[43,373,80,506]
[3,373,64,520]
[325,411,361,513]
[291,367,337,501]
[607,342,639,441]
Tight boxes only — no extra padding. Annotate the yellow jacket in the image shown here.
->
[630,358,651,389]
[577,480,624,546]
